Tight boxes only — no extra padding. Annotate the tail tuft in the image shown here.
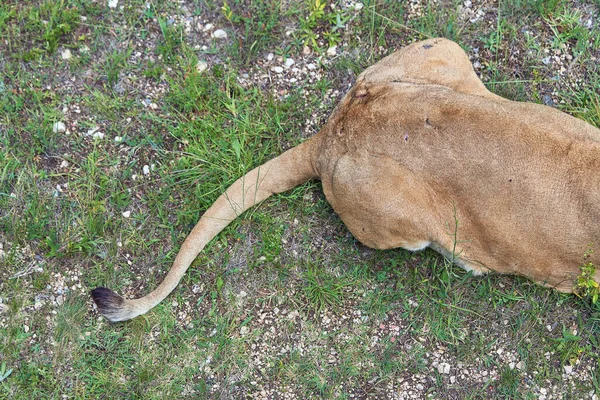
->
[91,287,129,322]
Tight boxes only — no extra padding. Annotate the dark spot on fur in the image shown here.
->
[354,87,368,99]
[425,118,432,127]
[422,44,433,49]
[404,133,409,142]
[508,179,512,182]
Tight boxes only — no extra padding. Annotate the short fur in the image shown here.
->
[92,38,600,322]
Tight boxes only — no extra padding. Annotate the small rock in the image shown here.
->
[240,326,249,335]
[437,363,451,374]
[271,66,284,73]
[197,60,208,73]
[61,49,72,60]
[472,60,481,69]
[464,0,472,7]
[303,46,311,55]
[24,325,30,333]
[267,53,274,61]
[92,131,105,139]
[122,211,131,218]
[86,126,100,136]
[142,165,150,175]
[516,361,525,371]
[0,304,7,314]
[284,58,295,68]
[108,0,118,8]
[542,95,554,106]
[450,376,456,384]
[563,365,573,374]
[307,63,317,70]
[114,136,123,143]
[326,46,337,56]
[53,122,66,133]
[204,23,214,31]
[212,29,227,39]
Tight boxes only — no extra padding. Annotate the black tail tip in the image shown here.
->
[90,287,124,315]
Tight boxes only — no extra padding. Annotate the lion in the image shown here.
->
[92,38,600,322]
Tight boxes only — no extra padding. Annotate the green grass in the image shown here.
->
[1,0,599,398]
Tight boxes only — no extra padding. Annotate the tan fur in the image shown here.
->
[92,38,600,322]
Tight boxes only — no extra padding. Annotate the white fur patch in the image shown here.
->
[404,241,431,251]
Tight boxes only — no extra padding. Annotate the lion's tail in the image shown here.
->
[91,138,318,322]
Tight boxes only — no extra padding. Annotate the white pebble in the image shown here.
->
[197,60,208,73]
[326,46,337,56]
[284,58,295,68]
[271,66,284,73]
[437,362,451,374]
[53,122,66,133]
[563,365,573,374]
[92,131,105,139]
[307,63,317,70]
[212,29,227,39]
[114,136,123,143]
[267,53,274,61]
[108,0,118,8]
[204,23,214,31]
[240,326,249,335]
[122,211,131,218]
[61,49,72,60]
[142,165,150,175]
[87,126,99,136]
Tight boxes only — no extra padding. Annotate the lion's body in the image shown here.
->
[92,38,600,322]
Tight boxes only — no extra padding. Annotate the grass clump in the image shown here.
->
[577,248,599,304]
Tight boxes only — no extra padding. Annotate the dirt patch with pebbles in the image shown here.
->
[1,0,599,398]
